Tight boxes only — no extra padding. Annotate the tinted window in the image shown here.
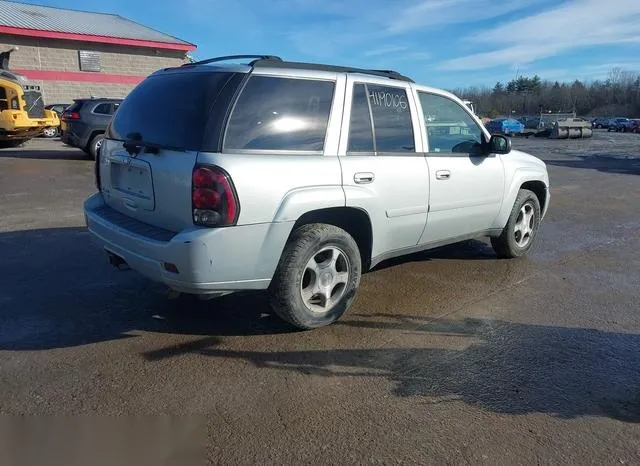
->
[109,71,234,150]
[65,101,84,113]
[93,103,111,114]
[418,92,483,154]
[224,76,335,152]
[0,87,7,110]
[368,84,415,153]
[347,84,374,153]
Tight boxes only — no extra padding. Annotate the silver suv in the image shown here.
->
[84,55,550,329]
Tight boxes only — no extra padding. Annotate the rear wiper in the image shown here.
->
[122,139,185,156]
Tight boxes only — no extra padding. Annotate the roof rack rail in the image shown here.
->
[183,55,283,66]
[181,54,415,82]
[252,58,414,83]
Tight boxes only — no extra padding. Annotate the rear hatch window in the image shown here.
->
[63,100,83,115]
[107,70,237,151]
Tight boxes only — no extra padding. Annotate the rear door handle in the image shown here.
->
[354,172,375,184]
[435,170,451,180]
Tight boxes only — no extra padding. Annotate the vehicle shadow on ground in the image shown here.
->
[546,156,640,176]
[2,227,639,423]
[371,239,497,272]
[0,227,500,351]
[0,227,292,350]
[0,144,88,161]
[145,314,640,424]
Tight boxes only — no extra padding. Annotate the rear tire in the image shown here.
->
[269,223,362,330]
[88,134,104,160]
[491,189,542,259]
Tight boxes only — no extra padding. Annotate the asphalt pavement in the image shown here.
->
[1,133,639,465]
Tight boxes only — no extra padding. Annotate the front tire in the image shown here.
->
[42,127,58,138]
[491,189,542,259]
[269,223,362,330]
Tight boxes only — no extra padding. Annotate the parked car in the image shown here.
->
[630,119,640,133]
[607,118,631,132]
[518,116,540,129]
[485,117,525,135]
[591,117,609,129]
[45,103,70,116]
[61,98,122,158]
[83,54,550,330]
[39,103,70,138]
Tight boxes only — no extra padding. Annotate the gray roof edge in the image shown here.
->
[0,0,195,47]
[113,14,195,47]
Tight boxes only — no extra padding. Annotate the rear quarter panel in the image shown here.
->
[195,153,344,225]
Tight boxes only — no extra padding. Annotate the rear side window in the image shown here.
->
[93,103,111,114]
[347,84,374,153]
[224,76,335,152]
[367,84,415,153]
[108,71,234,150]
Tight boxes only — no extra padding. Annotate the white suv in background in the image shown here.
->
[84,55,550,330]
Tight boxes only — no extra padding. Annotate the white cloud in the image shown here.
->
[398,52,431,61]
[440,0,640,70]
[363,46,409,57]
[386,0,535,34]
[580,62,640,75]
[286,0,535,58]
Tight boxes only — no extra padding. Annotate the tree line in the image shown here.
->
[453,68,640,119]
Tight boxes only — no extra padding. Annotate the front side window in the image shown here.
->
[224,76,335,152]
[418,92,483,154]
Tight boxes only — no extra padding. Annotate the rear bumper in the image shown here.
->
[0,113,58,134]
[83,193,292,294]
[0,128,44,139]
[61,131,82,148]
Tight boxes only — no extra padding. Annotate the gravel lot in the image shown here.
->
[0,131,639,465]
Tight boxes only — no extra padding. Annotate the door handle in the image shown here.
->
[435,170,451,180]
[354,172,375,184]
[123,198,138,211]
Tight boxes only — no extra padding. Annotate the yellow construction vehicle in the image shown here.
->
[0,48,59,148]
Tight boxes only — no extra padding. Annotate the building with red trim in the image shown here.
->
[0,0,196,103]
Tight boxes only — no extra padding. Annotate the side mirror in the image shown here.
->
[488,134,511,154]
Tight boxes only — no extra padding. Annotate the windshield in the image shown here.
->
[108,71,235,151]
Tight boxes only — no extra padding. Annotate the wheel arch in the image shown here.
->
[520,180,547,213]
[290,207,374,271]
[494,169,549,229]
[84,129,105,152]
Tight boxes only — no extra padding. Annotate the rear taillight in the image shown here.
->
[94,146,101,191]
[192,165,239,227]
[63,112,80,120]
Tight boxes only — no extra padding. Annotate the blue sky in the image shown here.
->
[25,0,640,89]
